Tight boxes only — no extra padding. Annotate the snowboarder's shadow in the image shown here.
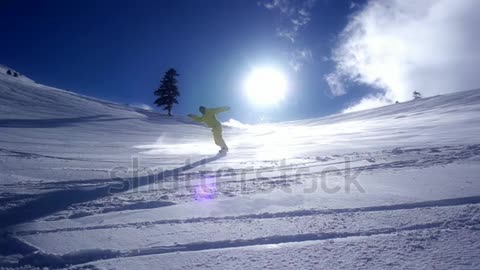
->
[172,152,226,173]
[0,153,226,229]
[112,152,226,192]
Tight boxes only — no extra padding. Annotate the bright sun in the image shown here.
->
[244,67,288,105]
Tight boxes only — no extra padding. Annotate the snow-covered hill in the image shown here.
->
[0,74,479,269]
[0,65,34,83]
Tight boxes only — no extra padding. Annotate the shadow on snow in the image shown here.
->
[0,115,134,128]
[0,153,226,229]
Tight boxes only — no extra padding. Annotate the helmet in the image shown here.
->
[199,106,206,114]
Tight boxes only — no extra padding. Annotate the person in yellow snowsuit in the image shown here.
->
[188,106,230,153]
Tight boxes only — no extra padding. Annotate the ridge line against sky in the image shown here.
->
[0,0,479,122]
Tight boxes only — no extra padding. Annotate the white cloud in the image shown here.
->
[324,73,346,96]
[260,0,316,42]
[259,0,317,70]
[289,48,313,71]
[327,0,480,111]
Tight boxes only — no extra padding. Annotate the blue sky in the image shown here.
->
[1,0,479,123]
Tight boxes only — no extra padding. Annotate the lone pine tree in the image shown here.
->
[154,68,180,116]
[413,91,422,99]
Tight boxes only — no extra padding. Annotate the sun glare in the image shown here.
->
[244,67,288,105]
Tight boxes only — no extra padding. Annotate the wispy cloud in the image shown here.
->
[327,0,480,112]
[349,1,358,9]
[289,48,313,71]
[324,73,346,96]
[259,0,317,71]
[260,0,316,43]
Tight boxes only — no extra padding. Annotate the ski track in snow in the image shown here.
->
[10,203,480,267]
[14,195,480,236]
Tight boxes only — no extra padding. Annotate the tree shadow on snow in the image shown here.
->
[0,153,226,229]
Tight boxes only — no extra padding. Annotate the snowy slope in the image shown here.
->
[0,65,34,83]
[0,74,479,269]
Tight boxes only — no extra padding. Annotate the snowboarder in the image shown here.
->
[188,106,230,153]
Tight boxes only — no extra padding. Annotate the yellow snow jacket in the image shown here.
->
[188,106,230,128]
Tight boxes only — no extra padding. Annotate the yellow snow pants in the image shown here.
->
[212,125,228,149]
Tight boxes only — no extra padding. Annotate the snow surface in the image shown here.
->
[0,65,34,84]
[0,73,479,269]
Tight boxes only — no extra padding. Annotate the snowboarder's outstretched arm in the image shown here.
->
[210,106,230,114]
[188,114,203,122]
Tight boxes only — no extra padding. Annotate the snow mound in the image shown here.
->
[0,64,35,83]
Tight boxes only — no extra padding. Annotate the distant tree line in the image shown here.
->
[5,69,19,77]
[413,91,422,99]
[394,91,423,104]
